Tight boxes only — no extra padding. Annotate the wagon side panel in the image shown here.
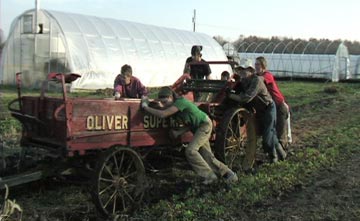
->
[19,96,67,148]
[68,99,187,154]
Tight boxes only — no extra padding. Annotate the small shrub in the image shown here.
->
[324,86,338,94]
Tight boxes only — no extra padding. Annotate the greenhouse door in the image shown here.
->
[34,34,51,86]
[339,57,350,80]
[19,33,51,88]
[20,34,35,87]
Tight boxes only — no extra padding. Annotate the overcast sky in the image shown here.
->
[1,0,360,42]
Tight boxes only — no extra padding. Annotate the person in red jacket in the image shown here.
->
[255,56,291,150]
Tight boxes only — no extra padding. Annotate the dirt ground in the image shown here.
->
[140,93,360,220]
[1,89,360,220]
[244,95,360,221]
[248,152,360,221]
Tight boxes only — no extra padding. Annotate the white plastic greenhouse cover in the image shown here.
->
[0,9,232,89]
[239,43,352,82]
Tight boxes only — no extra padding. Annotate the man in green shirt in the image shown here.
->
[141,87,237,184]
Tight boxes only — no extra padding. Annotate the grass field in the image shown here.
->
[1,81,360,220]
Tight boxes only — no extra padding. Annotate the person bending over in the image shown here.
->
[141,87,238,185]
[114,64,148,99]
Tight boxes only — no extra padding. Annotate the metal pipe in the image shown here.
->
[34,0,40,86]
[192,9,196,32]
[35,0,40,31]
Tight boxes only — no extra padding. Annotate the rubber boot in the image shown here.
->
[275,143,287,161]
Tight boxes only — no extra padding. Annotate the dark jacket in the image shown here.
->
[184,57,211,80]
[229,75,273,113]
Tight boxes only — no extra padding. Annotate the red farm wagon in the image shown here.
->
[1,70,254,217]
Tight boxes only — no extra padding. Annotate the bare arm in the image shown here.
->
[143,105,179,118]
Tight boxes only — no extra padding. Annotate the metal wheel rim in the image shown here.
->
[95,148,145,216]
[224,111,247,168]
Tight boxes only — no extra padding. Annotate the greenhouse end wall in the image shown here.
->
[238,43,359,81]
[0,10,69,88]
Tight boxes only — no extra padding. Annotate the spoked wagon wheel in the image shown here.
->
[92,146,146,217]
[214,107,253,169]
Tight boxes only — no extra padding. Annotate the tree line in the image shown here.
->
[214,35,360,55]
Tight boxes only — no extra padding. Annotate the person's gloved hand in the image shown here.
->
[114,92,121,100]
[225,87,235,96]
[141,96,149,109]
[142,101,148,108]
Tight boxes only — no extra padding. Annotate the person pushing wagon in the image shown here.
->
[255,56,291,149]
[226,59,287,164]
[141,87,238,185]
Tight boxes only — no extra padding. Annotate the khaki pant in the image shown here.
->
[186,117,232,178]
[241,112,257,171]
[276,102,290,149]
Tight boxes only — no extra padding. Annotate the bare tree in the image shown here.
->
[213,35,228,46]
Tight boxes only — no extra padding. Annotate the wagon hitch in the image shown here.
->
[0,171,43,189]
[0,141,44,189]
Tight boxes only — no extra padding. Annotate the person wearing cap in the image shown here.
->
[255,56,291,149]
[113,64,148,99]
[141,87,238,185]
[227,59,286,164]
[184,45,212,101]
[184,45,212,80]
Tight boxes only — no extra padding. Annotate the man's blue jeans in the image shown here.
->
[262,102,279,157]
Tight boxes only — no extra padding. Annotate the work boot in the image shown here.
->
[269,148,278,163]
[223,170,238,184]
[275,143,287,161]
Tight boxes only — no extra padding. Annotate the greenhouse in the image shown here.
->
[224,41,360,82]
[0,9,231,89]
